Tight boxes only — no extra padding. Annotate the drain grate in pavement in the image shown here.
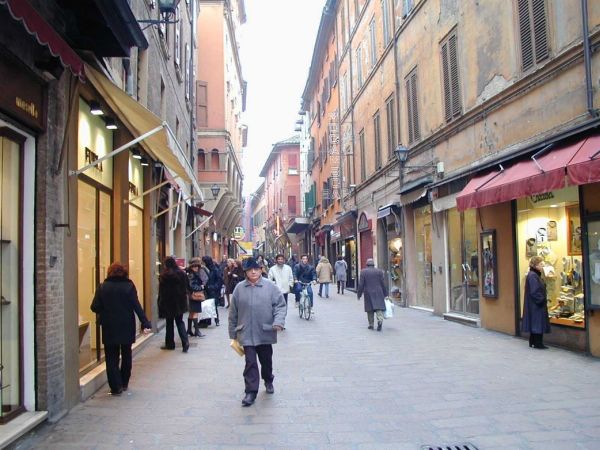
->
[421,444,478,450]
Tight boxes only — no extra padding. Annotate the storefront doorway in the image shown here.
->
[0,130,23,420]
[414,204,433,308]
[447,208,479,316]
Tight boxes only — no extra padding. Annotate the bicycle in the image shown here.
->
[297,282,312,320]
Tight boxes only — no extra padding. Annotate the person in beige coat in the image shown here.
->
[316,256,334,298]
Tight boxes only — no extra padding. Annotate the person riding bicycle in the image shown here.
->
[293,254,317,308]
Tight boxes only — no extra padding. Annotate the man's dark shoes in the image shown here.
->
[161,345,175,350]
[241,392,257,407]
[368,325,374,330]
[265,381,274,394]
[377,321,383,332]
[534,344,549,349]
[182,341,190,353]
[110,388,123,396]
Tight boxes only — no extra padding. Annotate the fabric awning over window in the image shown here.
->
[1,0,85,79]
[286,217,310,234]
[566,135,600,185]
[456,135,600,212]
[83,64,201,198]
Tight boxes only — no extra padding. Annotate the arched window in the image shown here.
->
[197,149,205,170]
[211,149,220,170]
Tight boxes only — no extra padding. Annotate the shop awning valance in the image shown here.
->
[79,64,202,199]
[566,135,600,185]
[1,0,85,80]
[456,134,600,212]
[377,204,401,219]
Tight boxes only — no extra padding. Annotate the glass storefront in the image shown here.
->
[77,98,113,372]
[517,186,585,328]
[0,132,22,419]
[128,155,145,317]
[414,204,433,308]
[447,208,479,315]
[386,221,403,301]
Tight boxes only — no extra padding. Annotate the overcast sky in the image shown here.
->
[239,0,324,195]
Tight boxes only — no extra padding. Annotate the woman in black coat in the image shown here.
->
[91,262,151,395]
[522,256,551,349]
[158,257,190,352]
[202,255,223,326]
[186,257,206,337]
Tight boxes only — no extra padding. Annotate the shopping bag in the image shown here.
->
[384,297,394,319]
[230,339,245,356]
[199,298,217,319]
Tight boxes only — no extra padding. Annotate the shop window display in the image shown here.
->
[517,187,585,329]
[387,220,402,301]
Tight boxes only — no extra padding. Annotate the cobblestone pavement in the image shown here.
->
[12,288,600,450]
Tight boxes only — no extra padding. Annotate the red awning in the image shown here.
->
[456,141,583,211]
[566,134,600,185]
[2,0,85,80]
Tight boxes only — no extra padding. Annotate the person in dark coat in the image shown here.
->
[186,257,206,338]
[357,258,388,331]
[521,256,551,349]
[158,257,190,352]
[229,257,287,407]
[202,255,223,325]
[91,262,151,395]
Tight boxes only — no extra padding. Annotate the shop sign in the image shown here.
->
[78,98,113,188]
[0,55,46,131]
[525,186,578,209]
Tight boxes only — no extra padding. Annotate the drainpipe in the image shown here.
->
[582,0,598,117]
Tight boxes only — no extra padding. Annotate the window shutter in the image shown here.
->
[411,72,420,141]
[406,77,414,144]
[441,41,452,122]
[518,0,534,71]
[532,0,548,62]
[197,81,208,127]
[449,34,462,118]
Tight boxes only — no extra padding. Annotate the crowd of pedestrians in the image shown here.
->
[89,251,392,404]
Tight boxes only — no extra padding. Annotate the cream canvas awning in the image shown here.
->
[79,64,202,200]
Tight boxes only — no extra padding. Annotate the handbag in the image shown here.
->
[191,290,205,302]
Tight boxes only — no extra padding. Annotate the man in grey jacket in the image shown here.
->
[229,257,287,407]
[357,258,388,331]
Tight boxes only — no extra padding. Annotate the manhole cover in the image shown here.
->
[421,444,478,450]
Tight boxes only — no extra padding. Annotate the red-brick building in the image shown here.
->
[259,136,301,258]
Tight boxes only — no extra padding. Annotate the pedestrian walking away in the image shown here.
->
[357,258,388,331]
[268,254,294,304]
[158,257,190,352]
[316,256,333,298]
[186,257,206,338]
[293,254,317,308]
[224,258,244,308]
[521,255,551,349]
[334,255,348,294]
[202,255,224,326]
[229,257,287,407]
[91,262,151,395]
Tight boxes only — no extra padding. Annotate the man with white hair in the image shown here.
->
[357,258,388,331]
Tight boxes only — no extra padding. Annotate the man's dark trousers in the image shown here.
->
[104,344,132,391]
[165,314,189,348]
[243,344,273,393]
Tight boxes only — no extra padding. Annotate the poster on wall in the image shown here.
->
[480,230,498,298]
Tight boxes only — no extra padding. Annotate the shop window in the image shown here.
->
[78,181,112,373]
[0,131,22,420]
[517,186,584,328]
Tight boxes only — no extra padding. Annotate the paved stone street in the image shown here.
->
[12,289,600,450]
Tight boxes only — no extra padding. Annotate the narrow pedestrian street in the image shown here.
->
[13,291,600,450]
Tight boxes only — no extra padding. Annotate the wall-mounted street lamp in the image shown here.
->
[137,0,180,28]
[211,183,221,199]
[394,144,444,175]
